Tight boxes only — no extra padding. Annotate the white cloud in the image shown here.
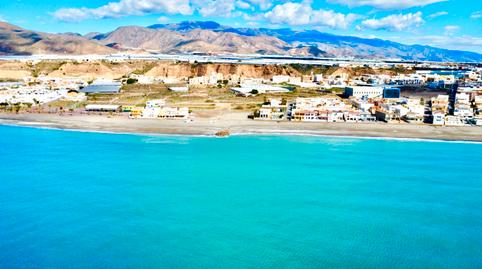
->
[246,0,273,10]
[444,25,459,33]
[428,11,448,19]
[157,16,170,23]
[360,12,424,31]
[264,2,358,29]
[53,0,192,22]
[236,0,251,9]
[328,0,446,10]
[53,0,278,22]
[54,8,91,22]
[402,35,482,53]
[471,11,482,19]
[196,0,237,17]
[0,15,6,22]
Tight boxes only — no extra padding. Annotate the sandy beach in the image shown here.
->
[1,112,482,142]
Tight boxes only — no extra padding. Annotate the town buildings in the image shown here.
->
[255,99,287,120]
[129,99,189,119]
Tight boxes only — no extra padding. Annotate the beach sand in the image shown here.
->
[1,112,481,142]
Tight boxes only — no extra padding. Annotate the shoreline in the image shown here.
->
[1,112,482,142]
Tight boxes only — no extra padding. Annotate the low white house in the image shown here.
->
[432,111,445,125]
[169,86,189,93]
[140,99,189,119]
[159,107,189,119]
[445,115,466,126]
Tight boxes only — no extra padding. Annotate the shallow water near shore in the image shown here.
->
[1,124,481,269]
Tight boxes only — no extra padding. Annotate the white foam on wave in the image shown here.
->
[230,129,482,145]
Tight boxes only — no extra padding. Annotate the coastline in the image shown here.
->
[1,112,482,142]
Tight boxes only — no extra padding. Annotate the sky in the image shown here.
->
[1,0,481,53]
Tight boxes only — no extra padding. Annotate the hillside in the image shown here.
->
[149,22,482,62]
[0,22,114,55]
[92,26,296,55]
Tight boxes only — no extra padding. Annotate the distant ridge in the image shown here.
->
[1,20,481,62]
[0,22,114,55]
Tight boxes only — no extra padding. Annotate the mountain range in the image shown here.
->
[1,21,481,62]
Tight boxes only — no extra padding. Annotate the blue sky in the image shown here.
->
[1,0,481,52]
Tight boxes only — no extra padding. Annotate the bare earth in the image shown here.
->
[1,112,482,142]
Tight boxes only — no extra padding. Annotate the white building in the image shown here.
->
[453,92,473,118]
[344,86,384,99]
[141,99,189,119]
[351,99,375,112]
[289,97,348,122]
[272,75,291,84]
[169,86,189,93]
[256,98,287,120]
[432,111,445,125]
[159,107,189,119]
[445,115,466,126]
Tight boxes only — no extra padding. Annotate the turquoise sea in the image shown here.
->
[0,124,481,269]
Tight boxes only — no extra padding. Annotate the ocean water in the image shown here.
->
[0,125,481,269]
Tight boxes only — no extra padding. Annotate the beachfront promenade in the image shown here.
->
[1,112,481,142]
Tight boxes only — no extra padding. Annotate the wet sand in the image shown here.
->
[1,112,481,142]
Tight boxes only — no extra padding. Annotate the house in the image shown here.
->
[272,75,291,84]
[142,99,166,118]
[453,92,473,118]
[431,111,445,125]
[360,112,377,122]
[142,107,161,118]
[255,98,287,120]
[431,95,449,114]
[375,109,397,122]
[169,86,189,93]
[159,107,189,119]
[403,112,424,123]
[137,99,190,119]
[351,99,375,112]
[289,97,348,122]
[344,111,361,122]
[445,115,466,126]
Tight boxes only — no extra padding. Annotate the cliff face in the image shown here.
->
[0,60,301,80]
[146,62,300,79]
